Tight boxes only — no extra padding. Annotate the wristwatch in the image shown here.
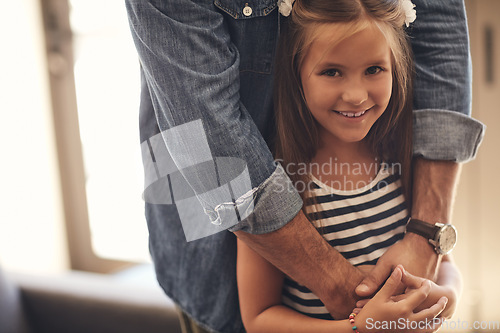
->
[405,218,457,255]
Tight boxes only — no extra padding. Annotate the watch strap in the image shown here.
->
[406,218,439,241]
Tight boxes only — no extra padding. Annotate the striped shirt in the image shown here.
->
[281,166,409,320]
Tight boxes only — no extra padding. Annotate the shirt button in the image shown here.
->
[242,4,252,17]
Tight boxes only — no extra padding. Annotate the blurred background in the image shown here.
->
[0,0,498,332]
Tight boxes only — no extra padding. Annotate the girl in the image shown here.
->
[237,0,461,332]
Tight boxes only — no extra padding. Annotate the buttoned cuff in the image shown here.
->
[413,109,486,162]
[229,163,303,234]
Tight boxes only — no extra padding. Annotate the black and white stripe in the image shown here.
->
[282,167,409,320]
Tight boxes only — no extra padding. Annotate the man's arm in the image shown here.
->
[236,211,363,319]
[357,0,485,297]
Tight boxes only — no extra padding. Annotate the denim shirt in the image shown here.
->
[126,0,485,332]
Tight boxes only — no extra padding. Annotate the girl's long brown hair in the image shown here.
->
[274,0,414,212]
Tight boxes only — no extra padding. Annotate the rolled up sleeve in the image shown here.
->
[410,0,485,161]
[413,109,485,162]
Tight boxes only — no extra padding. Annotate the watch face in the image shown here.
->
[437,225,457,255]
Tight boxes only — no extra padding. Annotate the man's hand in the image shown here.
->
[356,232,439,298]
[322,265,365,318]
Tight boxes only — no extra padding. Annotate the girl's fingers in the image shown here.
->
[390,284,426,303]
[413,296,448,323]
[428,317,445,333]
[420,316,446,332]
[396,298,446,333]
[419,317,445,333]
[399,279,432,309]
[401,266,425,289]
[390,294,405,302]
[375,265,404,299]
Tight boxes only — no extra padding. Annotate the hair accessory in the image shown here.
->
[401,0,417,27]
[349,313,360,333]
[277,0,295,17]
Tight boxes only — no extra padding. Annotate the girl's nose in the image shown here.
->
[341,81,368,106]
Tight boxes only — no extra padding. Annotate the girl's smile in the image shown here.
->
[332,105,373,119]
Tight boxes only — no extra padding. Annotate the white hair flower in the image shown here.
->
[401,0,417,27]
[278,0,295,17]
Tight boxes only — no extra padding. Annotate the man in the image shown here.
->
[125,0,484,332]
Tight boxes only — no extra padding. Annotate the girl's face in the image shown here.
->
[300,23,393,147]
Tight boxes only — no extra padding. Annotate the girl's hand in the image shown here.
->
[400,268,458,319]
[354,265,447,333]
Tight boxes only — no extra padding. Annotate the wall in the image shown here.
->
[0,0,68,273]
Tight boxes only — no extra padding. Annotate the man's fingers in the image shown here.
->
[355,299,370,308]
[352,307,362,315]
[356,261,393,297]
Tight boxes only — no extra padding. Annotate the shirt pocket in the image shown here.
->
[214,0,278,74]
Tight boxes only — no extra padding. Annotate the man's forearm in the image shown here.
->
[235,210,362,319]
[412,158,461,222]
[409,158,461,278]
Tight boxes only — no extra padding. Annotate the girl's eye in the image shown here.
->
[366,66,384,75]
[321,69,341,77]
